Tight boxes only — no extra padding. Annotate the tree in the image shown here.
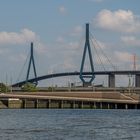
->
[0,83,9,93]
[21,82,37,92]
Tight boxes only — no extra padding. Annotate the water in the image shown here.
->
[0,110,140,140]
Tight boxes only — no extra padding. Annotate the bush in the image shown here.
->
[0,83,9,93]
[48,87,55,92]
[21,82,37,92]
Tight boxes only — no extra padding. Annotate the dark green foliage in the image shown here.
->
[0,83,9,92]
[21,82,37,92]
[48,87,55,92]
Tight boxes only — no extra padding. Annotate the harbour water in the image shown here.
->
[0,109,140,140]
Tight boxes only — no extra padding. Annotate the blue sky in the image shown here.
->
[0,0,140,86]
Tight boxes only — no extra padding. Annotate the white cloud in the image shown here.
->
[0,28,38,45]
[74,26,83,33]
[121,36,140,46]
[56,36,65,43]
[114,51,132,63]
[48,60,76,74]
[63,60,76,70]
[9,54,27,62]
[59,6,67,14]
[34,42,48,54]
[67,42,80,49]
[0,48,9,54]
[70,25,83,36]
[0,29,48,56]
[94,9,140,33]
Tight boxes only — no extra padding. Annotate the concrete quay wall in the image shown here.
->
[0,91,140,109]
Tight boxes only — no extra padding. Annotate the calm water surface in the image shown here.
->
[0,109,140,140]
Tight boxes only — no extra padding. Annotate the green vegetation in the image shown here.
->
[48,87,55,92]
[21,82,37,92]
[0,83,9,93]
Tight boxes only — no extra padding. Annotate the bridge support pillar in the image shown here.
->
[59,100,63,109]
[135,104,137,109]
[135,74,140,87]
[47,99,51,108]
[83,82,92,87]
[80,101,83,109]
[94,102,96,109]
[23,99,27,108]
[35,99,39,108]
[108,74,115,88]
[71,101,75,109]
[80,23,95,86]
[100,102,102,109]
[107,103,110,109]
[115,104,118,109]
[125,104,128,109]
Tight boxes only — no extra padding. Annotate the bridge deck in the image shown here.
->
[12,71,140,87]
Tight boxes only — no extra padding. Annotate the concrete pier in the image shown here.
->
[0,99,140,109]
[135,74,140,87]
[115,104,118,109]
[0,92,140,109]
[108,74,115,88]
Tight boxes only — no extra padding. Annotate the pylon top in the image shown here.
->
[26,42,38,85]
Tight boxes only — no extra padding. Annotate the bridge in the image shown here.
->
[12,23,140,88]
[12,71,140,87]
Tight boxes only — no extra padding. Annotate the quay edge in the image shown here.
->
[0,91,140,109]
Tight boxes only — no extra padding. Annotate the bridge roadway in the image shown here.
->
[12,70,140,87]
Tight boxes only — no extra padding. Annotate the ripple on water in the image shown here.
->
[0,109,140,140]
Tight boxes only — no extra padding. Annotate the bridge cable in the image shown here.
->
[16,52,30,83]
[90,32,131,87]
[90,32,117,71]
[89,36,106,72]
[89,33,107,71]
[90,34,109,86]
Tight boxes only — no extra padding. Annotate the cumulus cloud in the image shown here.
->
[35,42,48,54]
[59,6,67,14]
[0,28,38,45]
[0,48,9,55]
[63,60,76,70]
[67,42,80,49]
[70,25,83,36]
[0,28,48,56]
[114,51,132,63]
[94,9,140,33]
[9,54,27,62]
[121,36,140,46]
[56,36,65,43]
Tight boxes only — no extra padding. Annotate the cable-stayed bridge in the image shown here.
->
[12,23,140,88]
[12,71,140,87]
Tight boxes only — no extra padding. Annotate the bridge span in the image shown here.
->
[13,70,140,87]
[14,24,140,88]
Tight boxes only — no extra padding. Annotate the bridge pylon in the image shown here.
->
[79,23,95,87]
[26,42,38,85]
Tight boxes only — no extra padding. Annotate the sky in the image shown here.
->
[0,0,140,87]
